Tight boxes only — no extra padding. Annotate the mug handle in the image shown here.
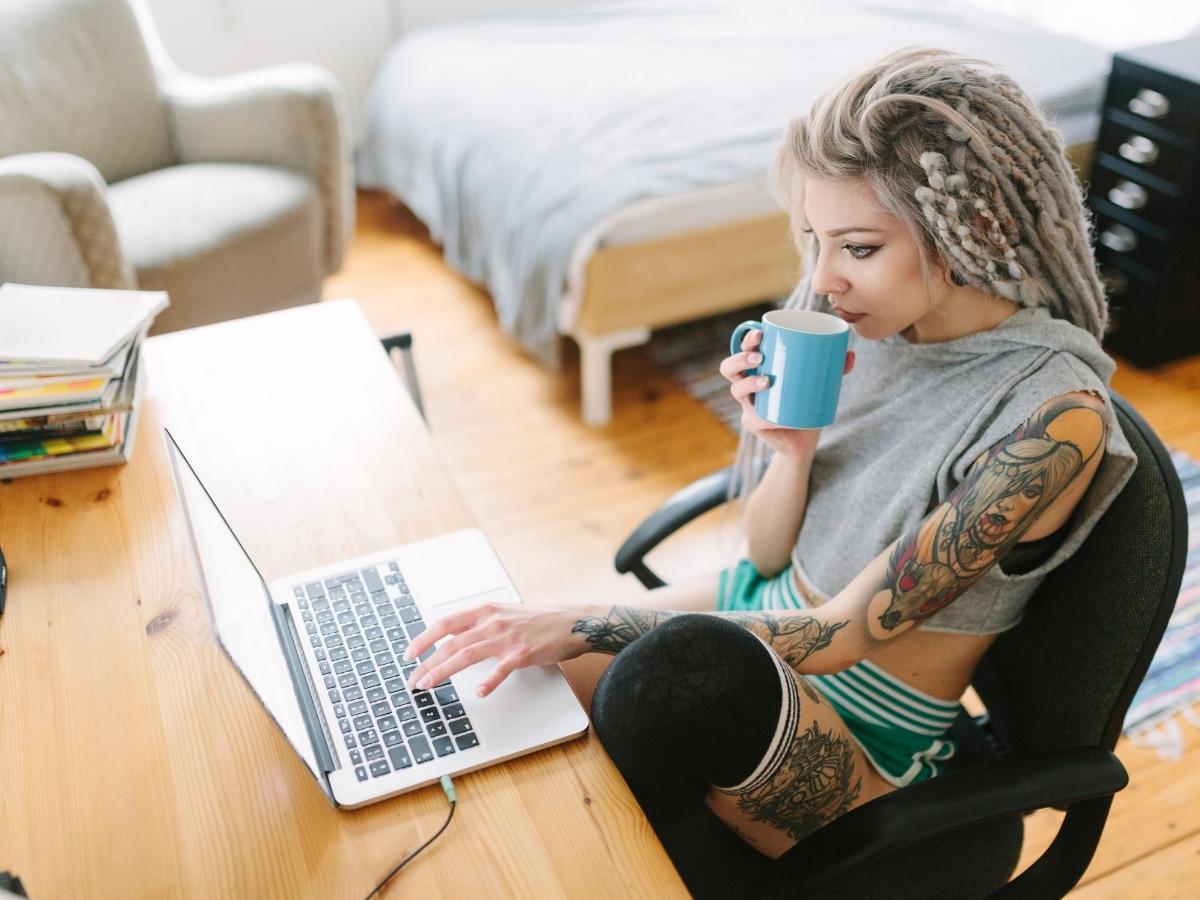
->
[730,321,764,371]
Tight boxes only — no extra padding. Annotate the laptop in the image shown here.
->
[164,429,589,809]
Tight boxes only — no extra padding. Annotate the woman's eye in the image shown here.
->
[842,244,878,260]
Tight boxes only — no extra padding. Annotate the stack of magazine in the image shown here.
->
[0,283,169,478]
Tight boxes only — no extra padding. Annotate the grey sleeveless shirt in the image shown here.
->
[790,307,1138,634]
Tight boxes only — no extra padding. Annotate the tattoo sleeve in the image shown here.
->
[570,605,848,670]
[869,393,1107,638]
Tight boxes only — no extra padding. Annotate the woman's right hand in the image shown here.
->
[720,328,855,458]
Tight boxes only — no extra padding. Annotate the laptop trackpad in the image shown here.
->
[430,586,517,612]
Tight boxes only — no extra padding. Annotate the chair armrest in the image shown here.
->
[615,466,735,588]
[776,746,1128,895]
[160,65,353,274]
[0,152,134,289]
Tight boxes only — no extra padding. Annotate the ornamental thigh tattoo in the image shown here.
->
[723,719,862,842]
[873,395,1105,634]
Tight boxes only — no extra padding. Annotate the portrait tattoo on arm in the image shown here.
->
[871,394,1106,637]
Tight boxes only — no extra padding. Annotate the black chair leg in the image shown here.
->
[380,332,427,424]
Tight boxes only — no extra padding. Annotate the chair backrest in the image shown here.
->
[0,0,172,182]
[973,393,1187,756]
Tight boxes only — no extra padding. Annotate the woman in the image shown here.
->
[404,47,1137,861]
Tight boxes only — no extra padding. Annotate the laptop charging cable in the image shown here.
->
[363,774,457,899]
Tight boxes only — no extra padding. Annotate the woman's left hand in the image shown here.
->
[403,603,592,697]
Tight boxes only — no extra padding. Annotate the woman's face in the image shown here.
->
[801,176,951,341]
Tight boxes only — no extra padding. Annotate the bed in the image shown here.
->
[358,0,1110,424]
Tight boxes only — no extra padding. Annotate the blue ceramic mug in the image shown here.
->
[730,309,850,429]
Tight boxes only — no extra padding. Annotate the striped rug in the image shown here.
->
[648,308,1200,749]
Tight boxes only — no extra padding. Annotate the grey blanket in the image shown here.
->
[358,0,1109,365]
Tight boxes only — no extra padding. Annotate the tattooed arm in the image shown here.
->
[572,392,1107,673]
[406,393,1107,693]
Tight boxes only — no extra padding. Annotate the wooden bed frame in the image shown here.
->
[571,140,1096,425]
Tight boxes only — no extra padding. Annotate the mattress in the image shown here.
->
[358,1,1112,364]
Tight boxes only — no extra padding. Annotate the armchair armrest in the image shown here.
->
[0,152,134,290]
[160,65,353,273]
[615,466,736,589]
[776,746,1128,897]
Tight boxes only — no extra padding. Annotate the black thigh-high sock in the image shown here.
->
[590,614,797,891]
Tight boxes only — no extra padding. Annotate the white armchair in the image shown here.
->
[0,0,353,334]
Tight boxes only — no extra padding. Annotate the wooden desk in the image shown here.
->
[0,301,685,898]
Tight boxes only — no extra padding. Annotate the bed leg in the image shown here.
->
[575,326,652,426]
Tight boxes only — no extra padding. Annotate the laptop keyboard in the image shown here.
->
[292,560,480,783]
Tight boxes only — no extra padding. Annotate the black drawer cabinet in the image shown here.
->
[1086,35,1200,367]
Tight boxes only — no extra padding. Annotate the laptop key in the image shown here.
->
[384,678,405,695]
[350,749,362,764]
[395,594,416,609]
[414,693,434,708]
[400,607,421,624]
[359,729,379,746]
[427,721,447,738]
[353,714,372,731]
[324,675,336,689]
[355,765,369,782]
[324,634,343,649]
[349,700,368,716]
[369,760,391,778]
[328,689,342,703]
[366,687,386,703]
[380,664,399,680]
[305,583,325,600]
[329,647,348,661]
[377,715,397,732]
[356,661,376,676]
[381,614,400,628]
[362,673,381,689]
[333,599,351,613]
[402,721,423,738]
[362,568,385,593]
[396,706,417,722]
[443,703,465,720]
[365,744,385,762]
[382,730,403,748]
[334,660,352,675]
[333,703,346,719]
[449,718,473,736]
[312,598,329,612]
[385,627,406,642]
[314,647,327,661]
[390,640,409,656]
[318,661,332,676]
[310,636,322,649]
[338,674,356,689]
[361,614,379,628]
[366,626,384,640]
[343,687,363,701]
[432,737,455,758]
[420,707,441,723]
[375,652,394,667]
[316,610,333,624]
[351,648,370,662]
[409,735,434,764]
[406,621,427,640]
[434,686,459,705]
[371,701,391,717]
[305,621,318,635]
[345,735,357,750]
[455,732,480,751]
[342,623,361,637]
[339,720,351,734]
[369,639,388,654]
[346,636,365,650]
[388,746,412,770]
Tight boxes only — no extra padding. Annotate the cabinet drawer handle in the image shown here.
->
[1099,223,1139,253]
[1118,135,1159,166]
[1107,179,1148,210]
[1128,88,1170,119]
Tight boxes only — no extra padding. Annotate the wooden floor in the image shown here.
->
[328,190,1200,897]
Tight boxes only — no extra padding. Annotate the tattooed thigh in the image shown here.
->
[704,666,894,859]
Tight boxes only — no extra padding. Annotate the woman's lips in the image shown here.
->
[835,309,867,323]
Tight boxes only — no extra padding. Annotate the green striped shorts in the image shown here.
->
[718,559,960,786]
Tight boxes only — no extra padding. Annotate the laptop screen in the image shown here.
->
[164,431,325,788]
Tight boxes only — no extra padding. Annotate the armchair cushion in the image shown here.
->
[161,65,353,273]
[0,0,171,183]
[0,152,133,289]
[108,163,322,333]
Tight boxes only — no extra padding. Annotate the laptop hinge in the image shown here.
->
[272,602,338,777]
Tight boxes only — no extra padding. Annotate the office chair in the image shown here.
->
[612,392,1186,898]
